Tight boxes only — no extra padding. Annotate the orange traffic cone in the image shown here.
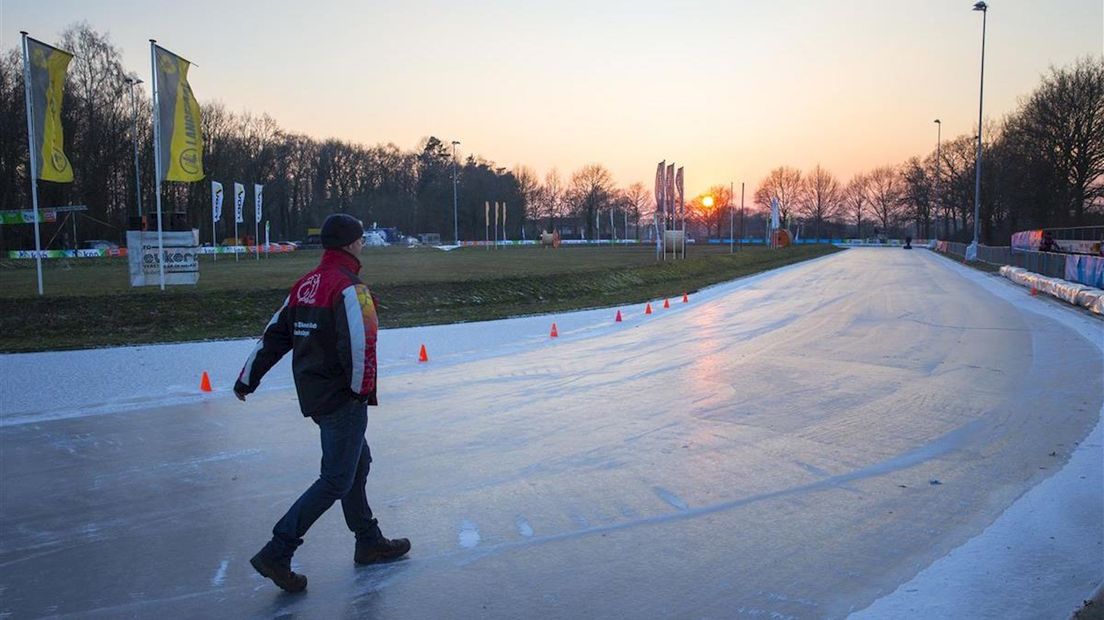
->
[615,310,622,322]
[550,323,558,338]
[200,371,212,392]
[645,303,653,315]
[418,344,429,362]
[682,292,689,303]
[663,298,670,309]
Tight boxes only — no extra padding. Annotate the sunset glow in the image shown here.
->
[3,1,1100,195]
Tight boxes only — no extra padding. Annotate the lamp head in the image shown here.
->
[934,119,941,124]
[973,1,987,12]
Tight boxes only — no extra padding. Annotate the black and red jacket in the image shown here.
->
[234,249,379,416]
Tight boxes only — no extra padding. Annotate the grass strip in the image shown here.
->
[2,245,840,352]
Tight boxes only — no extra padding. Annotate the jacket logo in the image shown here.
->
[296,273,321,305]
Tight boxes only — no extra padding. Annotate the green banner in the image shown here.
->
[0,210,56,225]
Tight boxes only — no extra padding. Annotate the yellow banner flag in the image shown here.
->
[154,45,204,182]
[25,37,74,183]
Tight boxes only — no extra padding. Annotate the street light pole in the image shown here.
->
[125,77,144,222]
[729,181,734,253]
[933,118,941,240]
[451,140,460,244]
[969,1,988,260]
[739,182,745,251]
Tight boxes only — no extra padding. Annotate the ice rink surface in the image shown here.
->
[2,248,1101,619]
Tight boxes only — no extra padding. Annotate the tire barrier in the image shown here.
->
[1000,265,1104,315]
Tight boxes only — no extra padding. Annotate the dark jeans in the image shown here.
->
[270,399,381,557]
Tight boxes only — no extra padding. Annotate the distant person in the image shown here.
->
[1039,231,1058,252]
[904,235,913,249]
[234,213,410,593]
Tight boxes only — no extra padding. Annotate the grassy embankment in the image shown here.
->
[0,244,841,352]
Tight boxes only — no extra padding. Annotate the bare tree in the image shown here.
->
[754,166,802,227]
[934,135,980,239]
[513,165,541,236]
[865,166,905,237]
[538,168,567,230]
[684,184,733,239]
[620,181,652,240]
[798,164,842,242]
[569,164,615,240]
[900,156,932,238]
[999,56,1104,227]
[59,24,132,230]
[0,49,28,213]
[842,174,869,238]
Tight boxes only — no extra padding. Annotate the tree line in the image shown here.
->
[722,56,1103,243]
[0,24,651,250]
[1,24,1100,251]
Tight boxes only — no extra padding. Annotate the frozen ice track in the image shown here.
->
[1,248,1100,618]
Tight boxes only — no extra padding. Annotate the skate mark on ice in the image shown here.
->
[211,559,229,587]
[653,486,689,511]
[454,419,985,565]
[458,520,481,548]
[515,516,534,538]
[795,460,832,479]
[570,513,590,528]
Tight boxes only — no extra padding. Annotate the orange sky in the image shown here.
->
[4,0,1102,198]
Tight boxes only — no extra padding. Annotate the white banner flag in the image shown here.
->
[770,197,780,230]
[234,182,245,223]
[211,181,223,222]
[254,184,263,221]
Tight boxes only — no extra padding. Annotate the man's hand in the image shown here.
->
[234,390,247,402]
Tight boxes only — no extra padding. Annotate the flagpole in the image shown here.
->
[20,33,45,296]
[729,181,734,253]
[679,169,685,259]
[149,40,166,291]
[211,183,217,262]
[740,182,745,252]
[234,184,240,262]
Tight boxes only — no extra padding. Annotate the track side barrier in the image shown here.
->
[999,265,1104,315]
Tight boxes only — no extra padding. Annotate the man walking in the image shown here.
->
[234,213,410,593]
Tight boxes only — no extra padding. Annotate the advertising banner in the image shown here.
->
[0,210,57,225]
[1065,254,1104,288]
[212,181,223,222]
[9,248,127,259]
[153,44,204,182]
[234,182,245,223]
[25,37,74,183]
[126,230,200,286]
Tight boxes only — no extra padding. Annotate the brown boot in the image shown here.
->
[354,536,411,565]
[250,543,307,593]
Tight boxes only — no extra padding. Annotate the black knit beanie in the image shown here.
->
[320,214,364,249]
